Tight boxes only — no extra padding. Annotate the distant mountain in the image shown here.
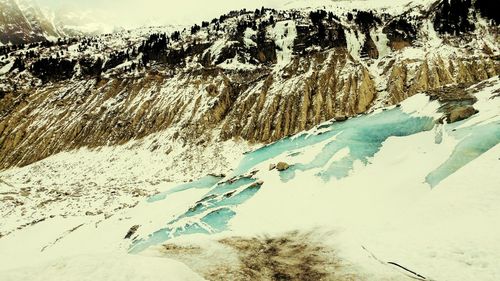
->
[0,0,50,44]
[48,8,116,37]
[0,0,113,45]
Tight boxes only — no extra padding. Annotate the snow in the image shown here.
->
[243,27,257,48]
[229,113,499,281]
[225,79,500,280]
[205,38,227,61]
[268,20,297,70]
[218,57,257,70]
[135,79,498,279]
[1,253,203,281]
[282,0,437,15]
[1,77,499,280]
[399,93,441,118]
[399,47,427,60]
[422,19,443,48]
[455,77,500,129]
[0,60,14,75]
[0,127,252,237]
[345,28,364,61]
[371,28,390,59]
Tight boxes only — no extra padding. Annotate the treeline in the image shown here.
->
[293,9,346,54]
[30,57,77,82]
[0,37,84,57]
[434,0,475,34]
[139,33,169,64]
[347,10,382,32]
[474,0,499,24]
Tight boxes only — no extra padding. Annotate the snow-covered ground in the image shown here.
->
[0,76,499,280]
[0,127,252,237]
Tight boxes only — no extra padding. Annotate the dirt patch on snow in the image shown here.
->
[161,231,361,281]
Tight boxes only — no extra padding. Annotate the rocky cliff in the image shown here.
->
[0,0,499,170]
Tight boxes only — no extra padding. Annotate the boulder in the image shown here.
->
[249,180,264,188]
[447,106,478,123]
[276,162,290,171]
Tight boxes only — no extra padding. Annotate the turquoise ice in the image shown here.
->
[129,106,498,253]
[129,177,261,253]
[426,120,500,187]
[129,108,437,253]
[235,108,435,181]
[147,175,222,203]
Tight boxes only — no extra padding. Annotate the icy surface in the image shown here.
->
[125,80,500,261]
[147,175,222,203]
[113,79,500,281]
[426,122,500,187]
[233,108,434,177]
[1,70,500,281]
[130,176,259,253]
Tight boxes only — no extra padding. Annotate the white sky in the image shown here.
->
[35,0,288,28]
[33,0,424,29]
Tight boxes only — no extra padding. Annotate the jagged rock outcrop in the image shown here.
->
[0,0,499,170]
[447,106,478,123]
[385,56,498,104]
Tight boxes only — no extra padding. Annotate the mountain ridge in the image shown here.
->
[0,0,498,171]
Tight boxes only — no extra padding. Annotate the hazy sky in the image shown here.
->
[35,0,286,28]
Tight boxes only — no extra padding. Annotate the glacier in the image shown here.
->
[426,121,500,187]
[129,86,500,254]
[1,79,499,281]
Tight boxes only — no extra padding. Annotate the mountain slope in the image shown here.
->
[0,0,498,171]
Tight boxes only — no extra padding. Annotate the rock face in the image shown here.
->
[0,1,499,170]
[448,106,478,123]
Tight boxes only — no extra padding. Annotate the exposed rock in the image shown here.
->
[208,173,226,178]
[269,164,276,171]
[276,162,290,171]
[124,225,140,239]
[383,17,419,50]
[360,34,379,59]
[248,181,264,188]
[447,106,478,123]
